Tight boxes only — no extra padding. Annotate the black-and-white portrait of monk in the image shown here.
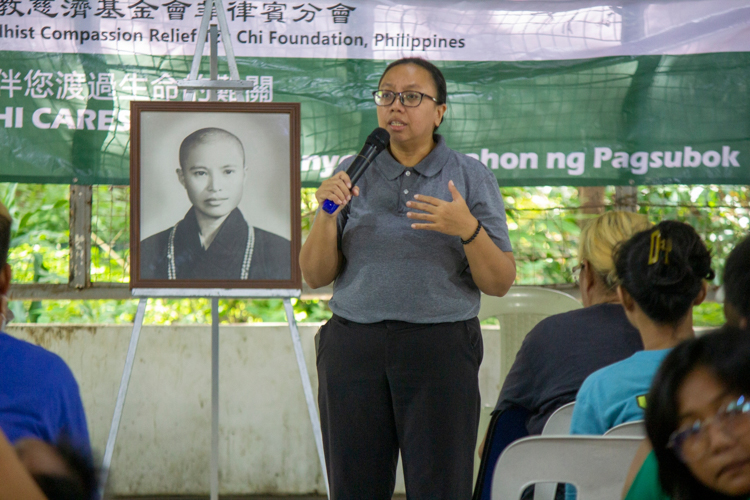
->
[138,115,292,282]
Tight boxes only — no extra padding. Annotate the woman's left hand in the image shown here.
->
[407,180,478,239]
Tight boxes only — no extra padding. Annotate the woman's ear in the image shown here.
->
[434,103,447,129]
[582,260,597,294]
[0,264,11,296]
[618,285,636,312]
[693,281,708,306]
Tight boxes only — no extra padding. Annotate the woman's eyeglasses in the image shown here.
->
[373,90,439,107]
[667,394,750,463]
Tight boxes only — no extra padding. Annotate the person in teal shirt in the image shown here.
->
[567,221,714,500]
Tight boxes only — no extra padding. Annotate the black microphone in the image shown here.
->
[321,127,390,214]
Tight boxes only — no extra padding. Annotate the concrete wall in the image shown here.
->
[6,323,503,496]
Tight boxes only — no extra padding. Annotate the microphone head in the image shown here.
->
[366,127,390,152]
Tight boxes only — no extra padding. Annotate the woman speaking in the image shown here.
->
[299,58,516,499]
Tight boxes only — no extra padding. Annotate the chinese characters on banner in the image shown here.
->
[0,0,354,23]
[1,68,273,102]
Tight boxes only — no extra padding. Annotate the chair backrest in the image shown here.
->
[532,402,577,500]
[478,287,583,320]
[492,436,643,500]
[473,405,531,500]
[604,420,646,438]
[479,287,581,383]
[474,404,497,484]
[541,402,575,435]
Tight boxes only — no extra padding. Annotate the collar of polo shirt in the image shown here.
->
[378,135,451,180]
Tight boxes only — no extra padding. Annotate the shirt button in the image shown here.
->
[403,189,409,195]
[405,171,411,176]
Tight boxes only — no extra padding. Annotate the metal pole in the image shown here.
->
[209,24,218,102]
[212,0,240,80]
[209,27,220,498]
[183,0,215,100]
[99,297,147,497]
[179,0,252,97]
[211,297,220,500]
[282,298,330,498]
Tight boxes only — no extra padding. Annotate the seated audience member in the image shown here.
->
[642,326,750,500]
[570,220,713,436]
[486,211,648,440]
[722,234,750,330]
[566,221,713,499]
[0,203,92,461]
[476,211,647,500]
[621,234,750,500]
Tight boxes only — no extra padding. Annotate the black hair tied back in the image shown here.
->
[615,220,714,324]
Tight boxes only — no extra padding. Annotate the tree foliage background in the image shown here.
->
[3,183,748,326]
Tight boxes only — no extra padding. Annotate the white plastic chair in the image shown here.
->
[540,401,576,436]
[491,436,643,500]
[604,420,646,438]
[533,402,576,500]
[479,287,582,383]
[478,288,581,493]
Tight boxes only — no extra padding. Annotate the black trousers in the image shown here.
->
[317,315,483,500]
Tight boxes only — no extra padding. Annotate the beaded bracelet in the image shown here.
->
[461,220,482,245]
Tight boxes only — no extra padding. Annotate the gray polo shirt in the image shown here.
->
[328,135,512,324]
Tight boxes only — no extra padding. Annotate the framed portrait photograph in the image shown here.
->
[130,101,301,290]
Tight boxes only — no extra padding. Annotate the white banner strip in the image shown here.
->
[0,0,748,61]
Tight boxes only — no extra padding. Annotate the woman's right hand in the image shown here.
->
[301,171,352,288]
[315,172,359,215]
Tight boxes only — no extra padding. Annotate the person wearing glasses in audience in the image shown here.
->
[481,212,647,447]
[299,58,515,499]
[621,234,750,500]
[475,211,648,500]
[630,326,750,500]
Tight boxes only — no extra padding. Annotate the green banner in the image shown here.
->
[1,51,749,186]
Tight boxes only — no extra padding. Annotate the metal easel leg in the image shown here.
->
[99,297,147,497]
[182,0,245,101]
[282,298,330,498]
[209,24,218,101]
[211,297,220,500]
